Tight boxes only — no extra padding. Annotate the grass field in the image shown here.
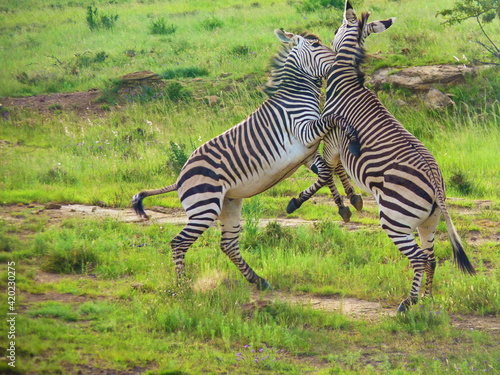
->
[0,0,499,374]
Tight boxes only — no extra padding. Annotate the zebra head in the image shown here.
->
[332,0,395,63]
[274,29,336,84]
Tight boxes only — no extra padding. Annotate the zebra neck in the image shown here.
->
[274,77,322,100]
[326,67,365,100]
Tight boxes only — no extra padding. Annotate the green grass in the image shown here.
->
[0,213,499,373]
[1,0,499,97]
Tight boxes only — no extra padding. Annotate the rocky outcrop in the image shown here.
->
[369,64,477,91]
[119,70,163,86]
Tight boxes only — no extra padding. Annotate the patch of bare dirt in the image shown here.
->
[252,290,394,321]
[249,290,500,335]
[0,90,108,116]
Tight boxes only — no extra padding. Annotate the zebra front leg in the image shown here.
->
[220,198,270,290]
[287,153,351,222]
[333,161,363,211]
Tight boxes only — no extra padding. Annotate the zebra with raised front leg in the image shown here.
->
[289,0,475,312]
[132,29,357,290]
[284,11,395,222]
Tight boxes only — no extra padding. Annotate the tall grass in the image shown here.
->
[2,0,498,97]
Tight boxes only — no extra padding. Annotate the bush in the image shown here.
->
[167,141,190,176]
[86,6,118,30]
[150,17,177,35]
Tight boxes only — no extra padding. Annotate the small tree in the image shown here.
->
[437,0,500,60]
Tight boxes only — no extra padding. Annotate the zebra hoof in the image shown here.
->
[286,198,302,214]
[397,296,417,313]
[338,206,351,223]
[311,164,319,175]
[396,302,409,314]
[350,195,363,211]
[348,141,361,157]
[256,279,272,291]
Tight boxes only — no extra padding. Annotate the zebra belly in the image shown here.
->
[225,145,316,199]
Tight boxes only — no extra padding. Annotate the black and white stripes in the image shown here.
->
[132,30,352,289]
[291,0,475,312]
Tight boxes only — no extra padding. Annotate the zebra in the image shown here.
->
[132,29,358,290]
[288,0,475,312]
[286,9,395,222]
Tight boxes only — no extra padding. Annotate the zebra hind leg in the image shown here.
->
[170,206,220,286]
[220,198,270,290]
[417,211,440,298]
[385,230,428,313]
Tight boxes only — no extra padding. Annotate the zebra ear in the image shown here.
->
[275,29,297,44]
[344,0,357,23]
[369,17,396,33]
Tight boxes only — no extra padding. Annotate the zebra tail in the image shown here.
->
[131,183,177,220]
[438,201,476,275]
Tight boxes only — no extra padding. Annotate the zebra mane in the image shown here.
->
[352,12,369,86]
[263,32,322,97]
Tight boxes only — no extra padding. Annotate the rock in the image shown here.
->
[424,87,455,110]
[395,99,408,107]
[96,200,107,207]
[45,203,62,210]
[369,64,477,91]
[204,95,221,106]
[119,70,162,86]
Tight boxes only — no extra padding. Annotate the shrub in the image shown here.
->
[150,17,177,35]
[86,6,118,30]
[167,141,190,176]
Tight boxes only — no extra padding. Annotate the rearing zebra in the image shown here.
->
[132,30,356,290]
[289,1,475,312]
[286,10,395,222]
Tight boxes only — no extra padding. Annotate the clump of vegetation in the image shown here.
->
[231,45,252,57]
[43,243,99,274]
[200,16,224,31]
[167,141,190,176]
[448,170,476,196]
[86,6,119,30]
[74,51,108,68]
[150,17,177,35]
[161,66,209,79]
[38,167,77,185]
[164,82,192,101]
